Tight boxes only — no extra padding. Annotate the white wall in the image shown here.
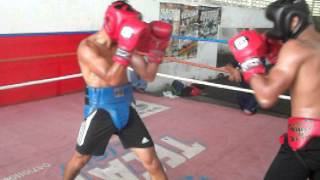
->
[0,0,110,33]
[220,6,272,29]
[217,6,273,54]
[144,1,274,92]
[0,0,272,92]
[0,0,162,34]
[144,0,221,92]
[130,0,160,22]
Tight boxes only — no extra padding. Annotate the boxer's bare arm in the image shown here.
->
[78,42,127,86]
[250,41,305,108]
[130,54,159,81]
[129,21,172,82]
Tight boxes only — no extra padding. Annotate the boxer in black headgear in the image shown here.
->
[266,0,312,41]
[228,0,320,179]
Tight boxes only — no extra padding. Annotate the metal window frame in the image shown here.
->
[206,0,319,16]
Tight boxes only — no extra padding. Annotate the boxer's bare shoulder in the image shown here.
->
[78,43,94,60]
[277,40,305,63]
[77,34,113,65]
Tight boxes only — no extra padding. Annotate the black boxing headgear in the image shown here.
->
[266,0,312,41]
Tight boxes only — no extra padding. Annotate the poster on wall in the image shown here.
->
[178,5,198,58]
[159,3,182,58]
[198,6,221,38]
[160,3,221,59]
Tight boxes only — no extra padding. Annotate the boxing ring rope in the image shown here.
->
[0,53,76,63]
[0,52,228,73]
[171,35,228,44]
[0,66,291,100]
[0,35,290,100]
[150,70,291,100]
[0,74,82,91]
[0,35,229,63]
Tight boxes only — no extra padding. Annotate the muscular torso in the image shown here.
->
[78,34,129,88]
[290,38,320,118]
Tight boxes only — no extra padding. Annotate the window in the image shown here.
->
[205,0,319,16]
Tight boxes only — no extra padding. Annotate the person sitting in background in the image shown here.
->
[223,61,259,115]
[127,69,147,93]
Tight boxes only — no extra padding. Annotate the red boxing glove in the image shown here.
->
[229,30,268,83]
[113,19,149,66]
[265,37,282,64]
[138,21,172,64]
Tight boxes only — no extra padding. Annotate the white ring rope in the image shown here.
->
[155,72,291,100]
[0,70,291,101]
[0,74,82,91]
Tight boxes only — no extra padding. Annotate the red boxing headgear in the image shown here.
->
[104,1,141,41]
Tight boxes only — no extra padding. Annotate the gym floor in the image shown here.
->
[0,91,287,180]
